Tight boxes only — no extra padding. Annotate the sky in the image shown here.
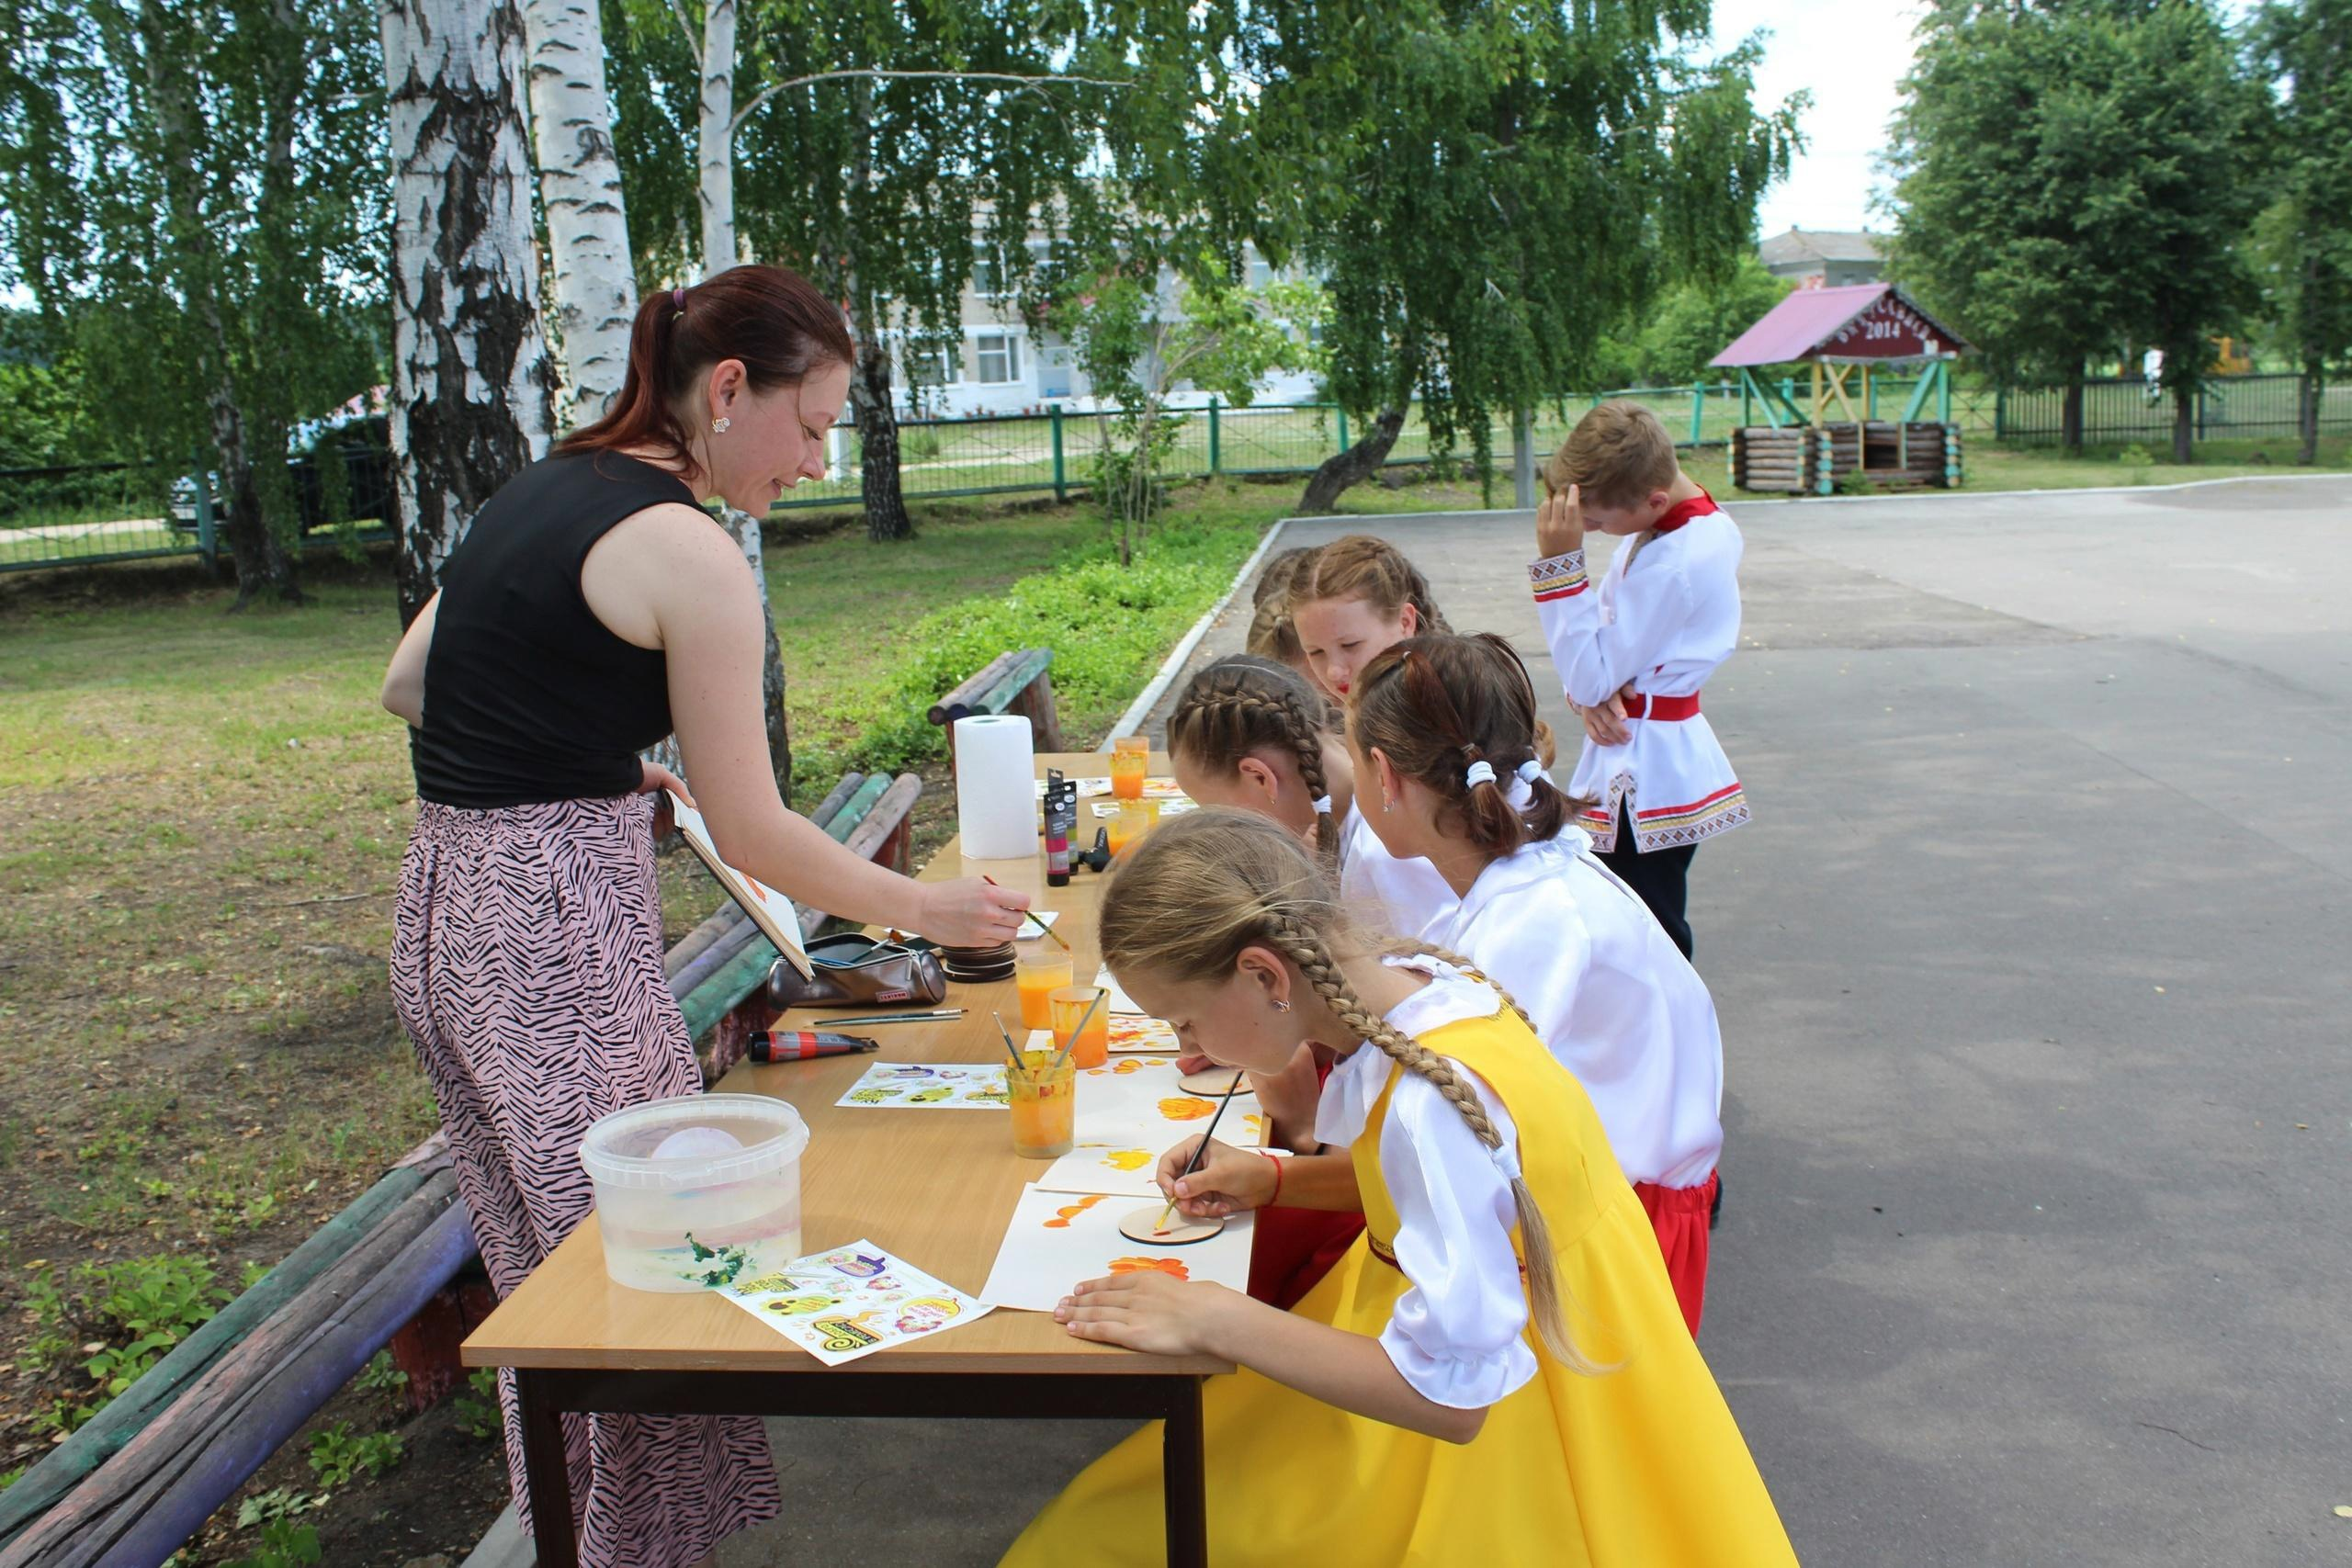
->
[1703,0,1928,238]
[1712,0,2261,241]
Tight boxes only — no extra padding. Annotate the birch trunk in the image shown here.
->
[524,0,637,425]
[697,0,738,276]
[381,0,556,626]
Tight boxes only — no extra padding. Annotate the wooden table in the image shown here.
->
[463,754,1216,1567]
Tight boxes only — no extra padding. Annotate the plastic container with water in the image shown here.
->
[579,1093,809,1292]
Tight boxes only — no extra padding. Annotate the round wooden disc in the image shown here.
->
[1116,1206,1226,1246]
[1177,1067,1248,1097]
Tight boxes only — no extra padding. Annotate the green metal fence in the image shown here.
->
[1994,372,2352,446]
[0,453,394,575]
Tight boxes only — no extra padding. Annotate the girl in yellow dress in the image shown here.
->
[1001,809,1796,1566]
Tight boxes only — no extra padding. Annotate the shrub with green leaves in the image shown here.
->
[220,1521,322,1568]
[306,1422,402,1488]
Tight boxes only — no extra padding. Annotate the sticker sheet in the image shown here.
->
[979,1186,1255,1312]
[834,1062,1008,1109]
[718,1239,992,1365]
[1035,775,1187,801]
[1090,798,1198,818]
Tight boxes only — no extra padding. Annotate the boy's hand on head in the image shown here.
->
[1536,483,1586,558]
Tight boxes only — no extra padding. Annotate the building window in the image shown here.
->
[974,245,1009,298]
[905,344,958,388]
[974,333,1022,385]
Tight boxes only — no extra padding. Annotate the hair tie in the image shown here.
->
[1516,759,1552,786]
[1464,760,1497,789]
[672,286,686,311]
[1311,794,1334,815]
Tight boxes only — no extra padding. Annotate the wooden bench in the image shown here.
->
[664,769,923,1081]
[928,647,1065,762]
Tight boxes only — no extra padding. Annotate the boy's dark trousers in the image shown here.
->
[1598,799,1697,961]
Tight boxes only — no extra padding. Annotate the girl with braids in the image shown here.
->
[1000,810,1793,1567]
[1241,544,1317,677]
[1351,633,1727,1334]
[1168,653,1454,937]
[1284,533,1451,700]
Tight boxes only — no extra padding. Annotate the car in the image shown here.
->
[166,416,394,534]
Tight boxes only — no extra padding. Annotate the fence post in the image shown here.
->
[1335,403,1350,452]
[1207,397,1221,476]
[1690,384,1703,446]
[1048,404,1067,502]
[1995,384,2006,440]
[1938,364,1951,425]
[191,448,218,573]
[2196,384,2208,440]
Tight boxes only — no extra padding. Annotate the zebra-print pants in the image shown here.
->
[393,794,781,1567]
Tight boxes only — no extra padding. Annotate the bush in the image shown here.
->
[793,515,1261,791]
[306,1422,403,1487]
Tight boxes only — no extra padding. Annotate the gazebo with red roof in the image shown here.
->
[1711,282,1973,493]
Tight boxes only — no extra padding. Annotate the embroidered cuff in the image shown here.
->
[1528,550,1588,603]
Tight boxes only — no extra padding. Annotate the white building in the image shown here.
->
[886,241,1323,421]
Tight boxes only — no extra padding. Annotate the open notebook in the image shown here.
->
[665,790,814,979]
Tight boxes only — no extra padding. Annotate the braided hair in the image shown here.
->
[1351,632,1583,858]
[1099,808,1596,1371]
[1166,656,1341,863]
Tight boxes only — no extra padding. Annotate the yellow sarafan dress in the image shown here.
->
[1001,1000,1797,1567]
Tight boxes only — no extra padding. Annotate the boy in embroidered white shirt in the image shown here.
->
[1530,400,1749,959]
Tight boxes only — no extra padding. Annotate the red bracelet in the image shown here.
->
[1261,1150,1284,1207]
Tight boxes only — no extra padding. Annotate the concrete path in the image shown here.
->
[711,476,2350,1567]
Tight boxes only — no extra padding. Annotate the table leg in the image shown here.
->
[1161,1374,1207,1568]
[515,1369,580,1568]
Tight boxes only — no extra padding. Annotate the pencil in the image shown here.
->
[983,874,1068,950]
[1155,1081,1238,1235]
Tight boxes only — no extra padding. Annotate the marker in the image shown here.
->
[748,1031,879,1063]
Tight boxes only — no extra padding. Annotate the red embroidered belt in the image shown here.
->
[1622,692,1700,721]
[1367,1233,1401,1270]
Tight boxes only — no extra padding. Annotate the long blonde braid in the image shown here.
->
[1256,910,1592,1373]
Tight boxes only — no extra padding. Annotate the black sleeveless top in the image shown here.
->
[411,452,700,808]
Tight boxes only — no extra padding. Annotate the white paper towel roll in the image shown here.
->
[954,714,1036,860]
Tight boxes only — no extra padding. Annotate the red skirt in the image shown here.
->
[1248,1204,1366,1310]
[1634,1172,1718,1337]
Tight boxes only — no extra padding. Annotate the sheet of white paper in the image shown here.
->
[1092,967,1146,1016]
[1104,1014,1181,1055]
[1030,1144,1169,1199]
[835,1062,1008,1109]
[1012,909,1065,940]
[717,1239,992,1365]
[979,1186,1255,1312]
[1072,1056,1261,1148]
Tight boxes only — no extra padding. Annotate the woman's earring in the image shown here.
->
[1272,998,1292,1013]
[1381,795,1393,814]
[712,417,731,434]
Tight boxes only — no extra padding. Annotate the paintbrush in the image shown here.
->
[990,1010,1029,1083]
[983,874,1069,950]
[1046,985,1107,1072]
[808,1010,966,1027]
[1154,1080,1239,1235]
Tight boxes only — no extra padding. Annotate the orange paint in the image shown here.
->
[1107,1256,1191,1280]
[1010,1050,1077,1159]
[1014,951,1074,1031]
[1157,1097,1217,1122]
[1044,1195,1109,1229]
[1050,986,1111,1069]
[1111,737,1149,801]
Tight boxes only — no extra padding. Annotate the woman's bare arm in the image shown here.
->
[379,591,438,727]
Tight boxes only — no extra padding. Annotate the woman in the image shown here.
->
[379,265,1026,1568]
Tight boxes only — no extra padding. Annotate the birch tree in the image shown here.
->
[381,0,556,625]
[0,0,385,609]
[526,0,638,424]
